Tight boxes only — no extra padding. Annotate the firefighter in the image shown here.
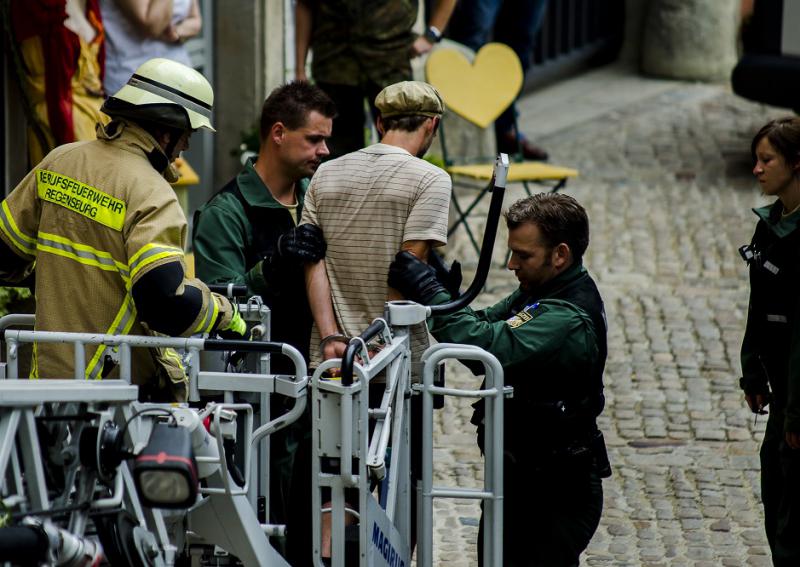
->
[0,58,245,401]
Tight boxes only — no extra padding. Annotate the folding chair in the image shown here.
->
[426,43,579,255]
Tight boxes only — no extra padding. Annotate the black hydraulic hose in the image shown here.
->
[429,154,509,315]
[340,320,386,386]
[338,155,510,385]
[223,438,246,488]
[204,339,284,353]
[207,284,249,297]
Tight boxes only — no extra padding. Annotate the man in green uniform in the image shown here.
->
[193,81,336,368]
[389,192,611,566]
[191,81,335,550]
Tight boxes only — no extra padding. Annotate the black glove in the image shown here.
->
[275,224,326,264]
[428,250,462,299]
[388,251,448,304]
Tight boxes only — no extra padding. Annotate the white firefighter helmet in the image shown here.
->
[102,58,215,132]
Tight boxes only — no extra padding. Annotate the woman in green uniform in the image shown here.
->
[740,117,800,566]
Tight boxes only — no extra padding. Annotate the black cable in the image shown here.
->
[117,407,177,443]
[10,501,90,521]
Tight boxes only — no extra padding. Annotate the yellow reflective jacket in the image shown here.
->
[0,120,232,392]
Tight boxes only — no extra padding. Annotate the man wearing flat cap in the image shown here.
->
[302,80,451,372]
[293,80,451,561]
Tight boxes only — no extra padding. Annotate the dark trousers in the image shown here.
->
[284,409,313,567]
[760,409,800,566]
[315,82,385,160]
[478,455,603,567]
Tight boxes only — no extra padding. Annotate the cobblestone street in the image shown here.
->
[430,64,788,566]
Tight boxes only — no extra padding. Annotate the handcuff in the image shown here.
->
[319,333,349,356]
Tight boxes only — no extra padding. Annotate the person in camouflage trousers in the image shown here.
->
[295,0,456,158]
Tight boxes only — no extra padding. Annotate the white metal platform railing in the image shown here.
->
[416,343,508,567]
[0,308,308,566]
[310,301,507,567]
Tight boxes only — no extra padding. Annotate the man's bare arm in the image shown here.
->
[295,0,313,80]
[114,0,173,38]
[427,0,457,34]
[305,260,345,360]
[411,0,457,56]
[400,240,432,261]
[174,0,201,40]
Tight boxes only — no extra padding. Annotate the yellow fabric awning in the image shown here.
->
[172,157,200,186]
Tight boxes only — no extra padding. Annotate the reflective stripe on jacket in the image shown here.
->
[0,120,222,386]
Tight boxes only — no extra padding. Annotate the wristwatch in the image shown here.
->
[424,25,442,44]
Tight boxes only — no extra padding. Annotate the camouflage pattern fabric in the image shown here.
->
[307,0,418,87]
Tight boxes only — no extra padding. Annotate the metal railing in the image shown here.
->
[526,0,625,90]
[416,344,507,567]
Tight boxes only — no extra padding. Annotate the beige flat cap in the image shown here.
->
[375,81,445,118]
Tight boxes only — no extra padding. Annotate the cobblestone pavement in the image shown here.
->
[429,65,789,566]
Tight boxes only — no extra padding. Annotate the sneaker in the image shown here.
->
[498,131,549,161]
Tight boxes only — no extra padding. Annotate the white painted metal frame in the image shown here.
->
[310,301,506,567]
[311,317,412,567]
[0,308,307,566]
[417,344,506,567]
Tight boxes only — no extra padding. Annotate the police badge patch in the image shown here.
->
[506,302,546,328]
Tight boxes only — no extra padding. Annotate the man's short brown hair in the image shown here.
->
[380,114,431,133]
[259,81,336,140]
[505,193,590,260]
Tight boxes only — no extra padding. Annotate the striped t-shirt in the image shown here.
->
[301,143,451,376]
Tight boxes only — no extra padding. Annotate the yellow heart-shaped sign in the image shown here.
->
[426,42,524,129]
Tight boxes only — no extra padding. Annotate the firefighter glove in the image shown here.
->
[275,224,326,264]
[222,303,247,337]
[388,250,448,304]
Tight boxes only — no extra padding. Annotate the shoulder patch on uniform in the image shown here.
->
[506,302,548,329]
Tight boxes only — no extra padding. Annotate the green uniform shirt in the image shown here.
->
[428,264,600,374]
[740,202,800,431]
[428,262,607,465]
[192,158,308,295]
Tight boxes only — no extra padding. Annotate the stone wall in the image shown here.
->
[640,0,739,81]
[213,0,286,187]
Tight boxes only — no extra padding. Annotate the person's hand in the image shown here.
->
[410,35,435,57]
[276,224,326,264]
[323,340,347,361]
[296,68,308,81]
[388,251,447,304]
[786,431,800,450]
[217,302,247,339]
[745,392,769,414]
[428,250,462,298]
[160,23,181,43]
